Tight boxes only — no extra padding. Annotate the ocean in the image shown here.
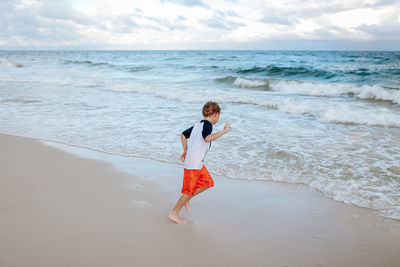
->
[0,50,399,220]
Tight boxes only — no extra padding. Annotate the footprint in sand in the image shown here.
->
[312,234,325,240]
[128,183,144,190]
[135,184,144,190]
[134,200,150,208]
[307,234,326,243]
[359,242,373,253]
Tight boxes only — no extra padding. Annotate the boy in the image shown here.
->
[168,101,231,224]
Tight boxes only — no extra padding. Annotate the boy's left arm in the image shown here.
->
[205,122,231,142]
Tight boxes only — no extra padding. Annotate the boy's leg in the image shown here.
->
[168,187,210,224]
[185,165,214,213]
[168,194,191,224]
[184,186,210,214]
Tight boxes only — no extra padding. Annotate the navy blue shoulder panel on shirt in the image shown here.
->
[201,120,213,139]
[182,126,193,139]
[181,120,213,140]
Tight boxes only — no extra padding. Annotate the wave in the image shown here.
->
[128,66,152,72]
[63,59,112,68]
[270,80,400,105]
[387,69,400,75]
[1,97,41,104]
[274,98,400,127]
[245,168,400,220]
[62,59,152,73]
[237,65,336,79]
[107,83,400,127]
[235,64,399,80]
[226,98,400,127]
[0,77,101,88]
[215,76,400,105]
[0,58,23,68]
[347,68,378,77]
[215,76,271,90]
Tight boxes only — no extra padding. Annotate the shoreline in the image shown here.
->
[1,133,399,267]
[5,132,397,221]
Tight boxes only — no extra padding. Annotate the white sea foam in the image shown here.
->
[0,77,101,88]
[269,79,400,104]
[0,58,24,68]
[208,144,400,220]
[276,98,400,127]
[306,176,400,220]
[233,77,268,88]
[108,82,400,127]
[230,77,400,104]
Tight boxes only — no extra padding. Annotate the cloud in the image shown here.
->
[257,0,398,22]
[128,13,188,31]
[0,0,86,45]
[222,9,240,17]
[259,15,296,25]
[0,0,399,49]
[0,0,189,47]
[357,22,400,38]
[255,1,358,30]
[107,14,141,33]
[311,26,355,39]
[369,0,399,7]
[199,10,245,30]
[38,0,94,25]
[161,0,209,8]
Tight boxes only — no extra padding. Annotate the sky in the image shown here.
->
[1,0,400,50]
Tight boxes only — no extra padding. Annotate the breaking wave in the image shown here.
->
[215,76,400,105]
[0,58,23,68]
[236,65,336,79]
[63,59,152,72]
[215,76,270,90]
[108,82,400,127]
[63,59,113,68]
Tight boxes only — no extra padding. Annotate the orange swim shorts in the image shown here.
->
[181,165,214,196]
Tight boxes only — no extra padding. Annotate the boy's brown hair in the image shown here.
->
[202,101,221,117]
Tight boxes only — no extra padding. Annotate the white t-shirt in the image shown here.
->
[182,120,212,169]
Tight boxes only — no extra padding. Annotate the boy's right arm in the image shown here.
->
[180,126,193,162]
[180,133,188,162]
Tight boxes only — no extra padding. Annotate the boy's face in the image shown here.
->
[211,112,220,125]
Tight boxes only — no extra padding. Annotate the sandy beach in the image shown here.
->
[1,133,399,267]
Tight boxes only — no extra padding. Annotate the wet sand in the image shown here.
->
[1,133,399,267]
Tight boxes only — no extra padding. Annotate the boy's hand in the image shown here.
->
[180,151,187,162]
[223,122,232,134]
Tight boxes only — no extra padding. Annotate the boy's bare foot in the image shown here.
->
[168,212,187,225]
[185,201,192,214]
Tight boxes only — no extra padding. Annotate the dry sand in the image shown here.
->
[1,133,399,267]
